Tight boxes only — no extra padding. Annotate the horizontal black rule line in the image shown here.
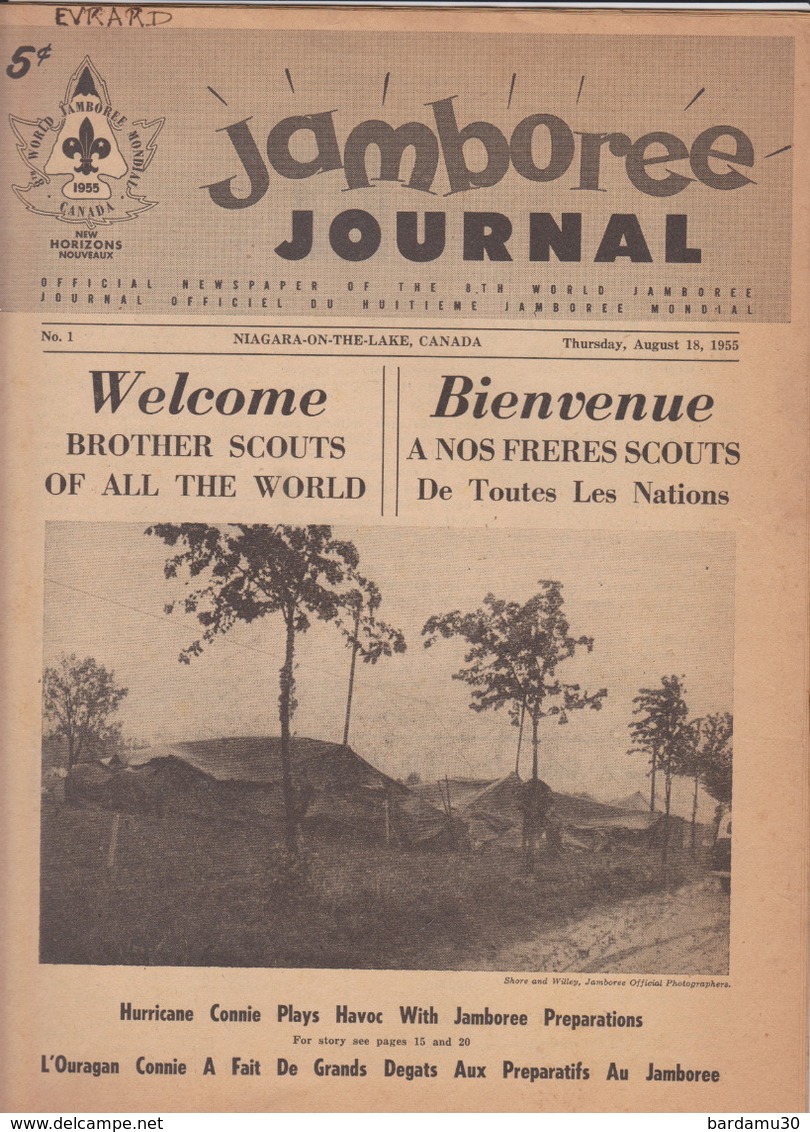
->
[40,351,740,362]
[40,322,741,335]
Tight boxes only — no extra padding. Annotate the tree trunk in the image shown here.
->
[444,775,456,848]
[690,773,699,852]
[383,795,391,846]
[523,712,541,874]
[662,765,673,865]
[649,747,657,813]
[515,699,525,778]
[279,611,299,855]
[531,711,539,782]
[712,803,725,845]
[342,602,362,747]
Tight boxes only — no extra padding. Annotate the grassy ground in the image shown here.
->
[40,799,712,969]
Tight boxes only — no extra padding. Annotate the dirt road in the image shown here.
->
[478,878,730,974]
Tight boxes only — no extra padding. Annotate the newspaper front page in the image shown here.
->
[0,3,807,1113]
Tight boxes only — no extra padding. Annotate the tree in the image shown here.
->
[698,712,733,837]
[423,579,607,870]
[629,695,661,815]
[676,719,704,852]
[43,654,128,772]
[341,577,406,747]
[628,675,690,860]
[679,712,733,850]
[146,523,401,854]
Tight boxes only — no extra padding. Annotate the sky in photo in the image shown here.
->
[43,522,734,813]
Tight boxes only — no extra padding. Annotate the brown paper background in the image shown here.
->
[0,4,808,1113]
[0,9,795,320]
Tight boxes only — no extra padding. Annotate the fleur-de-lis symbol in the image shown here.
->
[61,116,110,175]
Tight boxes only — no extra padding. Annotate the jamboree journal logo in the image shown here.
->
[9,56,164,227]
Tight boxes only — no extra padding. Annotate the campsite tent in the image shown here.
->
[611,790,654,813]
[414,773,688,851]
[65,736,452,846]
[57,737,692,851]
[462,773,541,850]
[66,754,223,817]
[411,773,552,852]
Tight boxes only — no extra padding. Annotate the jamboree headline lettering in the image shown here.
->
[201,99,757,265]
[207,100,754,203]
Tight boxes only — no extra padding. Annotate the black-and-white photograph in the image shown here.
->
[40,522,733,973]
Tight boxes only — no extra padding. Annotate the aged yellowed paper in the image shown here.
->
[0,3,807,1113]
